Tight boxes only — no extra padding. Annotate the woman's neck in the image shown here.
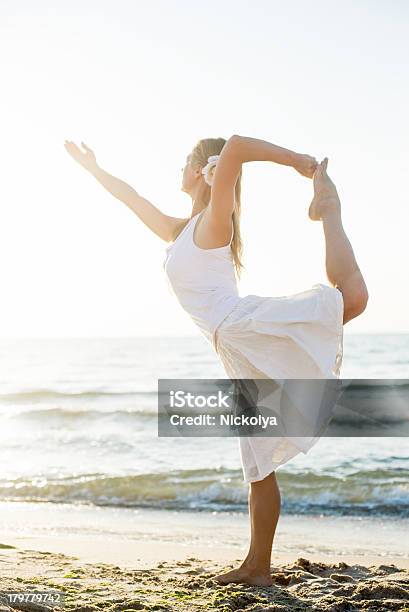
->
[191,195,208,218]
[190,180,209,218]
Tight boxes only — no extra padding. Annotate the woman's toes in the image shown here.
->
[214,567,244,584]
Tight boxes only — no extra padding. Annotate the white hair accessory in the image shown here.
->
[201,154,220,186]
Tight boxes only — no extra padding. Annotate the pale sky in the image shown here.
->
[0,0,408,337]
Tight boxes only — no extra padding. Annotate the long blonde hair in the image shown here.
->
[173,137,244,280]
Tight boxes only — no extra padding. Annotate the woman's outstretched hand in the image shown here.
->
[293,153,318,179]
[64,140,98,173]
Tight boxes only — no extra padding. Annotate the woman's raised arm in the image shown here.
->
[209,134,318,222]
[64,140,185,242]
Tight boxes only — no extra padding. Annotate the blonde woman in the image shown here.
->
[64,135,368,587]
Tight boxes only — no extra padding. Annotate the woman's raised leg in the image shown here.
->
[309,158,369,324]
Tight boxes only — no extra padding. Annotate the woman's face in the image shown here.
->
[181,153,200,194]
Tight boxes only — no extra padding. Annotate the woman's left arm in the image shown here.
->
[228,134,318,178]
[208,135,319,223]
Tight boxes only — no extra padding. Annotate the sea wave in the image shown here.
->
[1,467,408,517]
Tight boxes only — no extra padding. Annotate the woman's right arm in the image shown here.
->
[64,141,185,242]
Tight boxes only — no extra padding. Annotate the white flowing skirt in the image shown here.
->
[214,283,344,483]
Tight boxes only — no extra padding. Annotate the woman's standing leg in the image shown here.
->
[214,471,280,586]
[243,472,281,571]
[309,158,369,323]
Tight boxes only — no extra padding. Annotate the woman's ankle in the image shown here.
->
[241,557,271,575]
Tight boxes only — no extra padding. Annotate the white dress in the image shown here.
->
[163,210,344,483]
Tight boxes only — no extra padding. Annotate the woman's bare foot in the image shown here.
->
[308,157,341,221]
[213,563,273,587]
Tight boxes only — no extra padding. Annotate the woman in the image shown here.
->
[64,135,368,587]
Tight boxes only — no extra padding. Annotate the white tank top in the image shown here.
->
[163,210,241,348]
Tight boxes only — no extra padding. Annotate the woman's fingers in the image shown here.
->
[64,140,92,157]
[309,157,319,177]
[64,141,85,163]
[81,141,93,154]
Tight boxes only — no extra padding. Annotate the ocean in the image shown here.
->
[0,334,408,519]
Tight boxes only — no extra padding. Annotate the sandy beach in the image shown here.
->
[1,502,409,611]
[1,542,408,611]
